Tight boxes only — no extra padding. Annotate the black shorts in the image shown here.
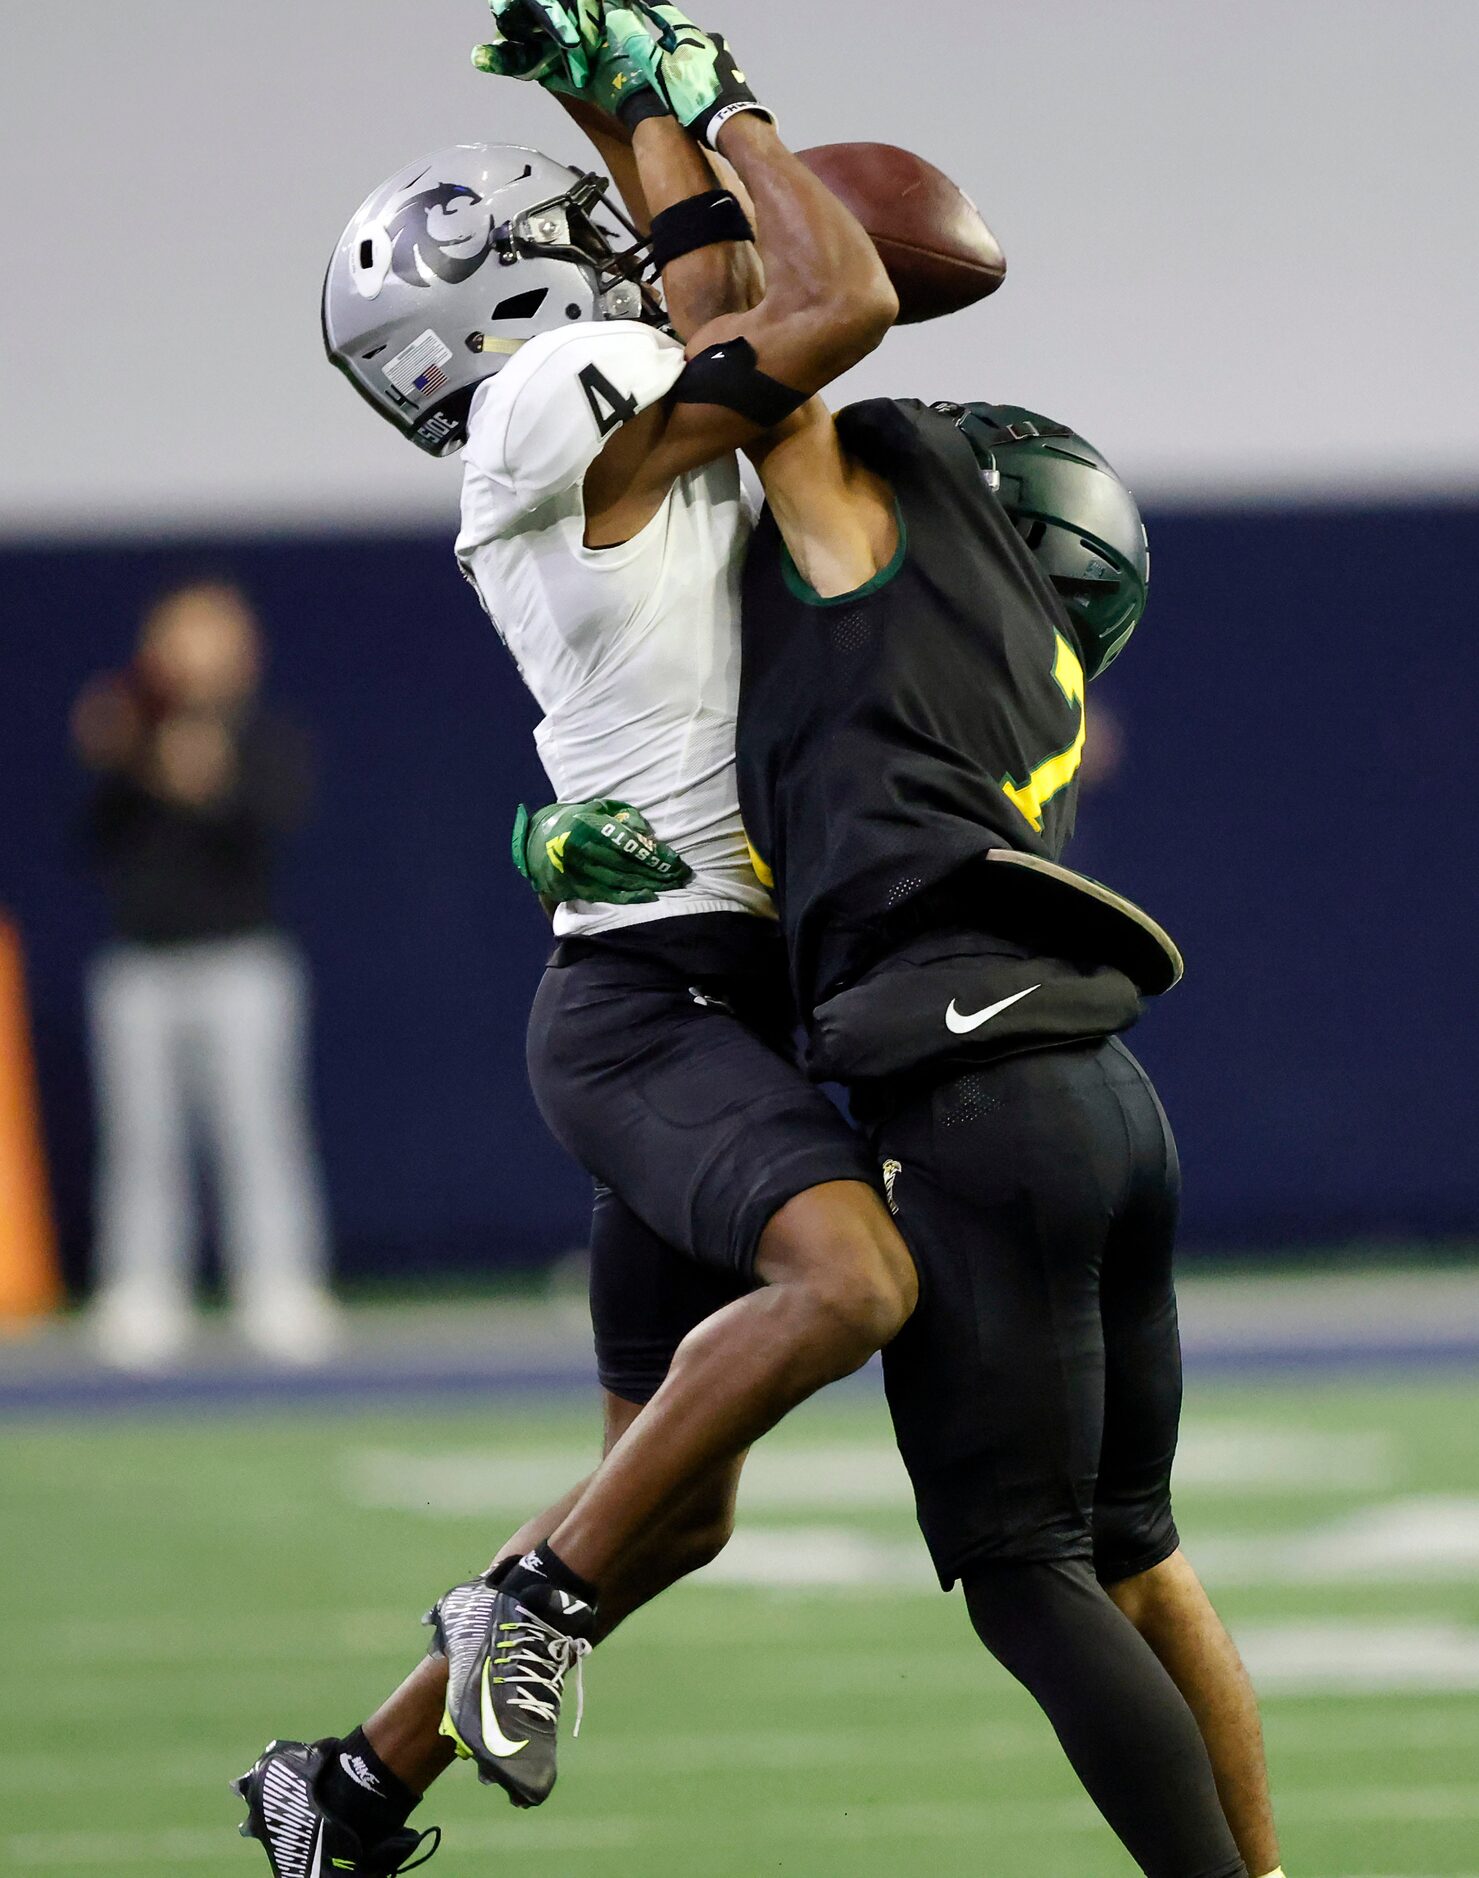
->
[866,1036,1183,1590]
[527,914,880,1404]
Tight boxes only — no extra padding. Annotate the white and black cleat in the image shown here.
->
[232,1738,439,1876]
[424,1561,594,1807]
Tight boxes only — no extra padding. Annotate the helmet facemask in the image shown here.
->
[487,171,664,325]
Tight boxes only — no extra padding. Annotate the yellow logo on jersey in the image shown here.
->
[1000,630,1086,833]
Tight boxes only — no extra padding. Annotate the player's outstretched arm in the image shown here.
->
[475,0,759,324]
[627,111,762,343]
[475,2,662,230]
[604,3,898,385]
[698,110,896,388]
[580,11,897,541]
[470,4,890,550]
[583,114,896,537]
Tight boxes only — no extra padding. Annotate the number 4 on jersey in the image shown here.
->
[579,363,640,438]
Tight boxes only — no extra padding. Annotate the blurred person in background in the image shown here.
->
[71,579,338,1369]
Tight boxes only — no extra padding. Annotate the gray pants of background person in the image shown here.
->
[87,932,336,1365]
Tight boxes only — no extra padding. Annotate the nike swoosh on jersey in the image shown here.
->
[480,1660,530,1758]
[944,983,1042,1034]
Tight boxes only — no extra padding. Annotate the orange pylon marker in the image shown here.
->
[0,915,63,1325]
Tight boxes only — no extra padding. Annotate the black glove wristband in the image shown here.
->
[693,98,775,149]
[649,189,755,273]
[614,84,672,132]
[685,34,776,150]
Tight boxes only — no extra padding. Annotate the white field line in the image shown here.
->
[702,1523,933,1588]
[701,1504,1479,1593]
[1237,1621,1479,1692]
[340,1423,1395,1517]
[1196,1495,1479,1584]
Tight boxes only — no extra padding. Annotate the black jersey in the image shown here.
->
[737,397,1096,1012]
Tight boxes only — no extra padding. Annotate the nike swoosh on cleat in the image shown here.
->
[944,984,1041,1034]
[480,1659,530,1758]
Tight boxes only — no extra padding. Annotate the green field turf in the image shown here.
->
[4,1373,1478,1875]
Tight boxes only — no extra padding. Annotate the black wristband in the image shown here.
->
[673,337,809,429]
[649,189,755,273]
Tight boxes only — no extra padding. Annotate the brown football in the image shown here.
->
[797,142,1006,325]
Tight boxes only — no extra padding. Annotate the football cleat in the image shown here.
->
[424,1562,594,1807]
[232,1739,440,1877]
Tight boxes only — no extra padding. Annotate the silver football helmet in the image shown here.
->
[323,143,663,456]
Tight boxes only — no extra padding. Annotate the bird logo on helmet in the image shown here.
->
[381,181,497,289]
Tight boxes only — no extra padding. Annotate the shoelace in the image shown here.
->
[494,1613,594,1735]
[384,1824,441,1874]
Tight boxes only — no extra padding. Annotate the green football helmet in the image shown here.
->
[940,401,1149,678]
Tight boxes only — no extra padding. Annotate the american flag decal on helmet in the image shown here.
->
[383,329,454,406]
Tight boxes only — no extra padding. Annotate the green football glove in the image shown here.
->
[471,0,600,87]
[473,0,668,127]
[602,4,773,146]
[512,798,694,904]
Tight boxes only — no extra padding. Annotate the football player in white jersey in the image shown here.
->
[234,6,915,1871]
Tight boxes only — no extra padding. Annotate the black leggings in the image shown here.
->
[963,1558,1245,1878]
[868,1039,1242,1875]
[871,1038,1184,1587]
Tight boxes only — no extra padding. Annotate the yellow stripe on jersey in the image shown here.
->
[1000,629,1087,833]
[746,837,775,890]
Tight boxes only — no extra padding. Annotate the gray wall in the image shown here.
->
[6,0,1478,539]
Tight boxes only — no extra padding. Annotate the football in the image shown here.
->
[797,141,1007,324]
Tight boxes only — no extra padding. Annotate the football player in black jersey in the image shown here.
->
[543,117,1284,1878]
[566,421,1283,1878]
[734,395,1281,1878]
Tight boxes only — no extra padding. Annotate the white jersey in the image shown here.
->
[456,320,772,937]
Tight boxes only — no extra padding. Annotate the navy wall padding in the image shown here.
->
[3,503,1475,1286]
